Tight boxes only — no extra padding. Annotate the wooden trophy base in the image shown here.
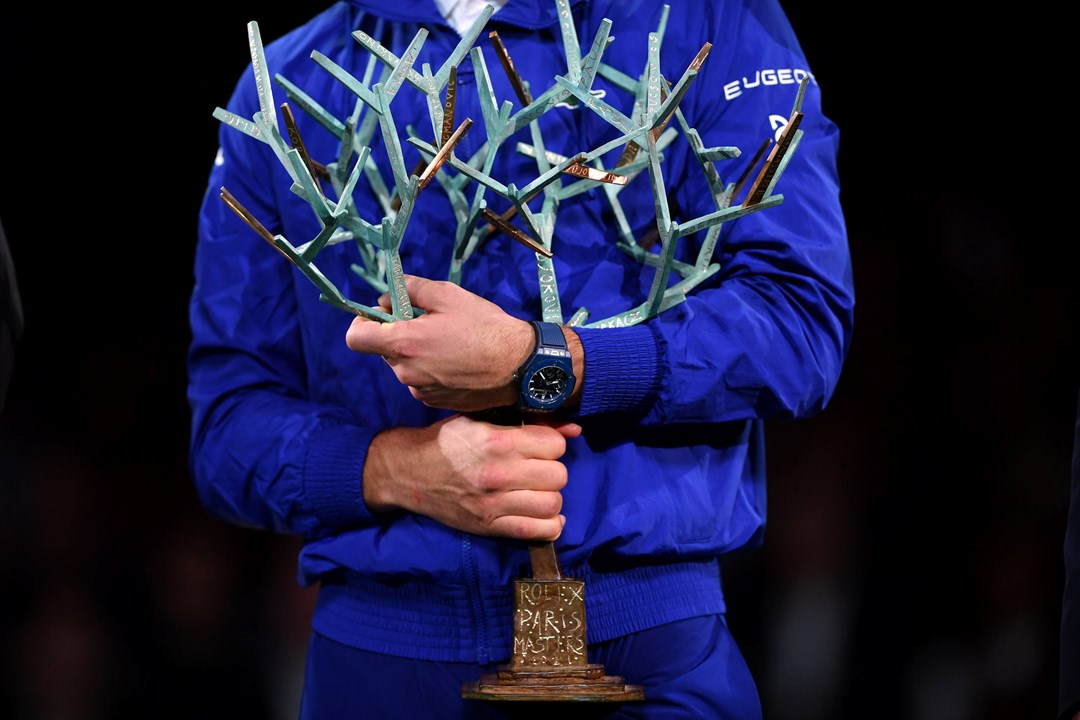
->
[462,543,645,703]
[462,663,645,702]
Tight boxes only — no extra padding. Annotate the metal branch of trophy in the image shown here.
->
[212,0,807,703]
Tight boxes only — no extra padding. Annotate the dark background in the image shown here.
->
[0,3,1070,719]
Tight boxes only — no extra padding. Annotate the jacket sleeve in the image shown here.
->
[187,71,382,539]
[574,0,854,426]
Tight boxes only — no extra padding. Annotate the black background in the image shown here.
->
[0,3,1071,719]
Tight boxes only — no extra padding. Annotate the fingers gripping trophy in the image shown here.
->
[213,0,807,702]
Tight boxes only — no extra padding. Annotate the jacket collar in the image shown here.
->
[347,0,588,30]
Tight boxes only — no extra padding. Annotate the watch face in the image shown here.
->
[527,365,570,402]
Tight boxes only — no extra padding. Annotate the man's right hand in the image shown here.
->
[362,414,581,541]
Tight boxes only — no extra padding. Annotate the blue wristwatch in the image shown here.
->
[514,321,576,412]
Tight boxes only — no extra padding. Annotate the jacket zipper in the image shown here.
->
[461,533,490,664]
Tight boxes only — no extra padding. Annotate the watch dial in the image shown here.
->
[528,365,569,401]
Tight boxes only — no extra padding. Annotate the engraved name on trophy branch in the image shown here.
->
[213,0,807,702]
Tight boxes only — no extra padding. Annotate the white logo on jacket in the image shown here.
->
[723,68,816,101]
[769,115,790,143]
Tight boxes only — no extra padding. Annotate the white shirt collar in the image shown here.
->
[433,0,508,35]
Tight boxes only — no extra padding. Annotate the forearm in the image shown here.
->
[361,414,580,541]
[361,424,431,515]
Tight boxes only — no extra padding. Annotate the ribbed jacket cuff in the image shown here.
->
[575,324,662,417]
[304,424,380,530]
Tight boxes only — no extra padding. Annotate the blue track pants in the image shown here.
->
[299,614,761,719]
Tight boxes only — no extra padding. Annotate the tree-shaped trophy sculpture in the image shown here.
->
[213,1,808,702]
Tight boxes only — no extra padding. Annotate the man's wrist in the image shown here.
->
[505,319,535,394]
[362,427,417,514]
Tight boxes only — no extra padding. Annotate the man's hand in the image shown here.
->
[363,414,582,541]
[345,275,534,412]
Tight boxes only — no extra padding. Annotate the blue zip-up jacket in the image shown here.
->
[188,0,853,663]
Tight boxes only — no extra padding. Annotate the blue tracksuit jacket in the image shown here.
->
[188,0,854,664]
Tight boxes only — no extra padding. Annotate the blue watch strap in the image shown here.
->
[534,320,567,350]
[516,321,575,412]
